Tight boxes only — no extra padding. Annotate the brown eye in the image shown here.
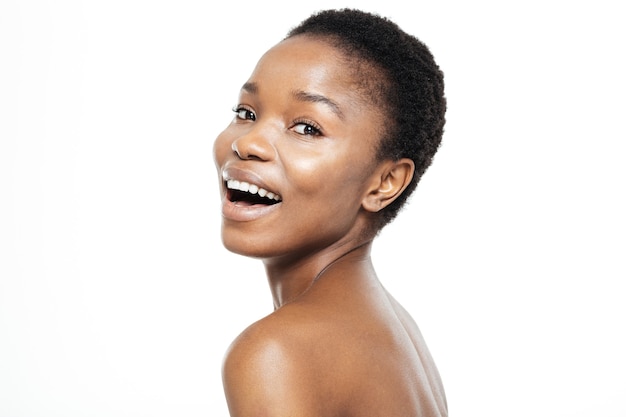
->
[293,122,321,136]
[233,107,256,121]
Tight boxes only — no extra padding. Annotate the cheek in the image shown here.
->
[284,150,368,206]
[213,129,233,167]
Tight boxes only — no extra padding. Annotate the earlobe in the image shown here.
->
[362,158,415,212]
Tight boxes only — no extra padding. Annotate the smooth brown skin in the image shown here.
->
[214,35,447,417]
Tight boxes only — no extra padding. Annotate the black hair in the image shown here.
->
[287,9,446,230]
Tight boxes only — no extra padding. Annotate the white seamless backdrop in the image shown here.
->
[1,1,624,416]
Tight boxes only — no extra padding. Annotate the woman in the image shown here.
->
[213,8,447,417]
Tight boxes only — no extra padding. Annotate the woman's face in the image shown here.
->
[213,35,386,262]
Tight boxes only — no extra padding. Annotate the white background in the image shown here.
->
[1,0,624,416]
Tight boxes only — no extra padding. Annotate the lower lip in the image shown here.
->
[221,197,281,222]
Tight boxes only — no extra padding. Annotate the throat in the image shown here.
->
[265,241,376,309]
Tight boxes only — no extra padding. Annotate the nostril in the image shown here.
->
[231,134,274,161]
[232,142,261,160]
[231,142,247,160]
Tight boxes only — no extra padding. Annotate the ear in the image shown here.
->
[362,158,415,213]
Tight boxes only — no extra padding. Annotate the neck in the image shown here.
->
[263,239,375,309]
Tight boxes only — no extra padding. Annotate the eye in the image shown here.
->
[232,106,256,121]
[292,121,322,136]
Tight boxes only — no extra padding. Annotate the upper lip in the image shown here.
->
[221,166,282,201]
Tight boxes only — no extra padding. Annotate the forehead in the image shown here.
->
[246,36,379,108]
[255,35,347,74]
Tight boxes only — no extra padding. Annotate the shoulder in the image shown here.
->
[221,309,340,417]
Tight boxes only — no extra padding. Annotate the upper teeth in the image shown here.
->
[226,179,282,201]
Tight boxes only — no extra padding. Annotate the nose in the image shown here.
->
[231,127,276,161]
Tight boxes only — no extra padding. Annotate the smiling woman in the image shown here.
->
[212,8,447,417]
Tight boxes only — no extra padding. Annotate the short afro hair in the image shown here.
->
[287,9,446,230]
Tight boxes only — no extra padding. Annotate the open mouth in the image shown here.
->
[226,179,282,206]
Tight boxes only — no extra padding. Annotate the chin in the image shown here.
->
[221,230,274,260]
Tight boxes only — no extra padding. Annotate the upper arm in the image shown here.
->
[221,325,325,417]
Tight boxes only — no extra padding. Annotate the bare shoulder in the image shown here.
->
[222,292,447,417]
[221,308,337,417]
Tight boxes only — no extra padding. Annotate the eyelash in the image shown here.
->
[292,119,323,136]
[231,105,323,137]
[232,105,256,121]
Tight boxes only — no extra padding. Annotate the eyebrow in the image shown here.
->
[240,82,344,120]
[292,90,345,120]
[241,82,258,94]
